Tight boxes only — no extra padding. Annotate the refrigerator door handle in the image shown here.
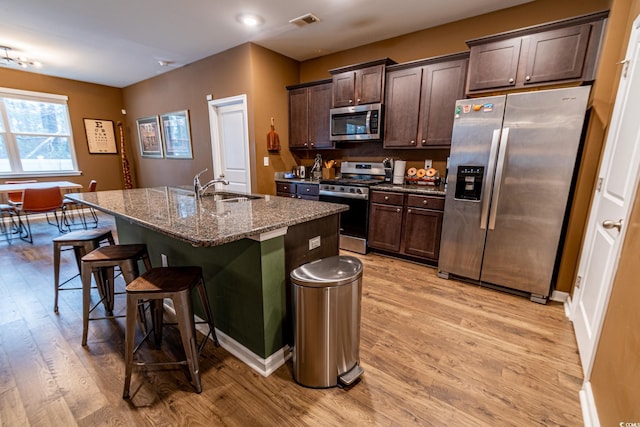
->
[480,129,502,230]
[488,127,510,230]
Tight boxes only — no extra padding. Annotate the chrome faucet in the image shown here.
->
[193,168,229,198]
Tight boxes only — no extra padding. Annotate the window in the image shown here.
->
[0,87,79,176]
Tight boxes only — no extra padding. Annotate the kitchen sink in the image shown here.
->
[202,192,263,202]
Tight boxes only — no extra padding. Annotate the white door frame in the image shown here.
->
[570,14,640,379]
[207,94,252,193]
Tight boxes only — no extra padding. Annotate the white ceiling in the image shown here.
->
[0,0,533,88]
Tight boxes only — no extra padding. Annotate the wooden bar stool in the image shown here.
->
[53,229,115,313]
[81,244,152,346]
[122,266,218,398]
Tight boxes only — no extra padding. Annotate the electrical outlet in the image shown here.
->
[425,159,433,169]
[309,236,321,250]
[264,156,269,166]
[161,254,168,267]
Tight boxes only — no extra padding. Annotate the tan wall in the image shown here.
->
[122,43,300,193]
[589,0,640,423]
[248,44,300,195]
[0,68,126,190]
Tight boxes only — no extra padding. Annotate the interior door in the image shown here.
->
[571,15,640,378]
[208,95,251,193]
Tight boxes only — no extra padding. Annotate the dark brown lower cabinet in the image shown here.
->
[368,203,403,252]
[403,207,442,259]
[368,190,444,262]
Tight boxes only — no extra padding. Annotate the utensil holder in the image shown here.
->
[322,168,336,179]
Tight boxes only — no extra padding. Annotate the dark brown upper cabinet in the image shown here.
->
[466,11,608,94]
[384,53,468,149]
[287,80,333,150]
[329,58,395,107]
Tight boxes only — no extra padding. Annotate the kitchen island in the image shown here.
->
[66,186,348,376]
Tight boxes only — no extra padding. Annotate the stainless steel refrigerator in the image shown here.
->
[438,86,591,303]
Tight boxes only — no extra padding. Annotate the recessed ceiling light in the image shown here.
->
[238,14,262,27]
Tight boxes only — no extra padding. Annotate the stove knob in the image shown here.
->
[339,187,345,192]
[357,188,363,194]
[330,186,335,191]
[349,188,355,193]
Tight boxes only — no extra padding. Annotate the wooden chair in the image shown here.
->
[16,186,64,243]
[63,179,99,230]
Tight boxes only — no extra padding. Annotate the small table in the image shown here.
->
[0,181,83,194]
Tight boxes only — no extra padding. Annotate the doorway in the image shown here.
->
[207,94,252,193]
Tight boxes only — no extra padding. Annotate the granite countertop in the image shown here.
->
[274,177,320,185]
[66,186,348,247]
[372,183,447,196]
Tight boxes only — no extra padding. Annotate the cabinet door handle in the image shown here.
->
[410,140,416,145]
[396,208,401,213]
[525,75,531,81]
[407,209,412,213]
[283,186,288,190]
[357,98,361,103]
[304,142,308,147]
[310,142,315,147]
[306,188,311,192]
[508,77,514,84]
[349,99,353,104]
[421,139,426,145]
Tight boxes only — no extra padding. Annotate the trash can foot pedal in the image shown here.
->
[339,364,364,386]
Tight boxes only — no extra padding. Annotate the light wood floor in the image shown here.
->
[0,213,584,426]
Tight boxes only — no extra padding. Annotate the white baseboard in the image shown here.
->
[564,295,573,320]
[165,302,290,377]
[550,290,569,303]
[579,381,600,427]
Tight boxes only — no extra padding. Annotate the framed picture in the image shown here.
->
[137,116,163,158]
[161,110,193,159]
[84,118,117,154]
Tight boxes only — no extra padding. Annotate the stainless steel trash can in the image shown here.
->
[291,255,364,388]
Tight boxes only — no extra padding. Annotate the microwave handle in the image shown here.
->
[365,110,371,133]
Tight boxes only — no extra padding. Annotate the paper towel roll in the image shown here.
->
[393,160,406,184]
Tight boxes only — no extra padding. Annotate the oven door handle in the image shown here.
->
[319,190,368,200]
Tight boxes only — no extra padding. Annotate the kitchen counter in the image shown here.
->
[274,177,320,184]
[66,186,346,247]
[373,183,446,196]
[67,186,346,374]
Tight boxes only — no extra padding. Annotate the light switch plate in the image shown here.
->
[263,156,269,166]
[309,236,321,250]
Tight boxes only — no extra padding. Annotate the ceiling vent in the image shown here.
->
[289,13,320,27]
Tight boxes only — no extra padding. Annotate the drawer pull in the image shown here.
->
[423,200,428,205]
[384,196,389,201]
[396,208,401,213]
[306,188,311,192]
[283,186,288,190]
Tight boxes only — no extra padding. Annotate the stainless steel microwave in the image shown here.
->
[330,103,382,141]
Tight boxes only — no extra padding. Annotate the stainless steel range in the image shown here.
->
[319,161,386,254]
